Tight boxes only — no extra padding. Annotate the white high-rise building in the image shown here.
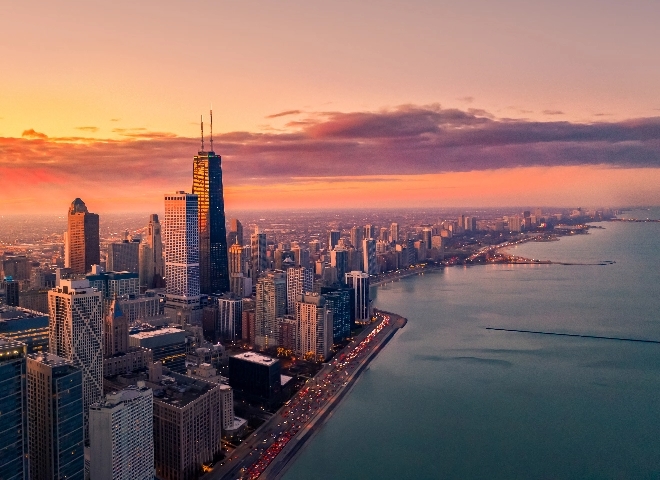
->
[89,384,154,480]
[216,294,243,342]
[48,278,103,442]
[295,293,333,362]
[164,192,201,325]
[390,222,399,244]
[286,266,313,314]
[219,384,234,432]
[345,271,371,323]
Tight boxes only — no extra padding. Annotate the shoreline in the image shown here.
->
[204,311,407,480]
[265,311,407,480]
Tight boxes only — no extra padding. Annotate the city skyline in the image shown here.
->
[2,1,660,212]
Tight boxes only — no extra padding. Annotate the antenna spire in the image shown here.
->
[200,115,204,151]
[210,107,213,152]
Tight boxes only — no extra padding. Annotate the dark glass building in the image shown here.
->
[27,353,84,480]
[0,338,28,480]
[322,288,352,342]
[229,352,281,399]
[193,149,230,294]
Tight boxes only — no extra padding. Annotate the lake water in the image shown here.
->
[283,208,660,479]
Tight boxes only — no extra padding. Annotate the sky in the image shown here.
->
[1,0,660,213]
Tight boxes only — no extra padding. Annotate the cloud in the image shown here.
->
[110,118,120,122]
[75,126,99,132]
[458,96,474,103]
[21,129,48,139]
[543,110,565,115]
[266,110,303,119]
[3,104,660,209]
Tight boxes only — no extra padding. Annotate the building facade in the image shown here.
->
[48,279,103,442]
[66,198,100,274]
[139,214,165,289]
[164,192,201,325]
[192,148,230,294]
[89,385,154,480]
[26,353,84,480]
[345,271,371,323]
[0,338,28,480]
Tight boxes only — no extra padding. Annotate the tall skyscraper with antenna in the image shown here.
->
[193,111,230,294]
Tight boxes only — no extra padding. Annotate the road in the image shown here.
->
[203,310,406,480]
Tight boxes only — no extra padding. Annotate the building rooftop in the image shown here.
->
[0,305,48,320]
[232,352,279,367]
[129,327,184,340]
[92,384,151,410]
[108,370,219,409]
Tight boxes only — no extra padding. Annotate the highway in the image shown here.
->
[203,310,406,480]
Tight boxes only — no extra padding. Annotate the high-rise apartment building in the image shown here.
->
[251,230,267,278]
[48,278,103,442]
[362,238,377,275]
[26,353,85,480]
[89,385,154,480]
[164,192,201,325]
[139,214,165,289]
[295,293,333,362]
[292,247,310,268]
[67,198,100,274]
[345,271,371,323]
[0,338,28,480]
[286,266,313,315]
[255,271,286,349]
[192,139,230,294]
[390,223,399,244]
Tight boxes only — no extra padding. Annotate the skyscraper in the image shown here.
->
[364,224,375,240]
[286,266,313,315]
[251,229,267,277]
[89,385,154,480]
[255,271,286,349]
[345,271,371,323]
[26,353,84,480]
[138,214,165,289]
[295,293,333,362]
[192,121,230,294]
[164,192,201,325]
[67,198,99,274]
[328,230,341,251]
[0,338,28,480]
[330,248,349,285]
[390,222,399,244]
[48,278,103,442]
[350,226,363,250]
[227,218,243,248]
[362,238,377,275]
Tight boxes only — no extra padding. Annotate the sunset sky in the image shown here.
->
[2,0,660,213]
